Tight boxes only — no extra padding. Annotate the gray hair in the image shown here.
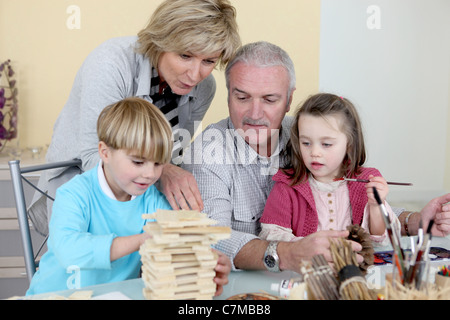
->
[225,41,296,97]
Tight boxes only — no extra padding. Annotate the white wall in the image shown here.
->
[319,0,450,204]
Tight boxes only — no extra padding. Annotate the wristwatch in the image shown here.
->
[263,241,280,272]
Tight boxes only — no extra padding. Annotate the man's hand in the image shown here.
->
[420,193,450,236]
[278,230,363,271]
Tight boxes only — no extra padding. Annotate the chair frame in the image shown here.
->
[8,159,81,283]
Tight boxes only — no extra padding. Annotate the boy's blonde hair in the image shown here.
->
[97,97,173,164]
[136,0,241,70]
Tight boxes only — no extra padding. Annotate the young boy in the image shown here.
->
[26,97,230,296]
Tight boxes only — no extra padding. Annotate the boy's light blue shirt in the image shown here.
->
[26,163,171,295]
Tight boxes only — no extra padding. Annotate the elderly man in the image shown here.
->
[182,41,364,272]
[183,41,450,273]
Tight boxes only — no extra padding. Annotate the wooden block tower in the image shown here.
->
[139,209,230,300]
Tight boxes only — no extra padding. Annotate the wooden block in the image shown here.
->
[143,288,215,300]
[153,282,215,295]
[143,279,216,299]
[146,260,201,272]
[141,267,216,290]
[160,226,231,234]
[170,254,199,262]
[145,273,213,288]
[149,264,215,278]
[152,234,213,245]
[198,259,218,268]
[142,241,214,255]
[143,210,217,228]
[195,250,216,261]
[141,252,199,263]
[147,278,214,292]
[142,269,176,283]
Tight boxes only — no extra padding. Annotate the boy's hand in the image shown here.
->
[213,250,231,297]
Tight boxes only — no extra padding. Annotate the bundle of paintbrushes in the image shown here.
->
[298,255,340,300]
[329,238,378,300]
[295,234,376,300]
[346,224,374,274]
[372,187,436,290]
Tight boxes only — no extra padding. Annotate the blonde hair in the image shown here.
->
[136,0,241,70]
[97,97,173,164]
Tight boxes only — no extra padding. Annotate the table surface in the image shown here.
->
[22,235,450,300]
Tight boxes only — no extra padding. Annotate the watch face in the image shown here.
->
[264,255,276,268]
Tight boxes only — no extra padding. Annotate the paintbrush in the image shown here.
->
[417,219,424,248]
[410,220,423,257]
[404,220,422,285]
[372,187,406,282]
[405,220,434,287]
[414,220,434,289]
[334,177,413,186]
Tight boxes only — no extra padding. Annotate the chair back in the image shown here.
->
[8,159,81,283]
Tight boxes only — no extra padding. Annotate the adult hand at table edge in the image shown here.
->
[213,250,231,297]
[420,193,450,237]
[159,163,204,211]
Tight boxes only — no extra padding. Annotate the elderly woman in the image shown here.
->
[30,0,241,236]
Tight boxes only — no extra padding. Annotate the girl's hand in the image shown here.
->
[365,175,389,206]
[365,175,389,235]
[213,250,231,297]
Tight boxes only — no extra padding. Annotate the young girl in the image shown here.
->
[27,97,230,296]
[259,93,399,244]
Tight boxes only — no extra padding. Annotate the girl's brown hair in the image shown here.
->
[284,93,366,185]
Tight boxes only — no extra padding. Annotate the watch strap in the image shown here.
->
[263,241,280,272]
